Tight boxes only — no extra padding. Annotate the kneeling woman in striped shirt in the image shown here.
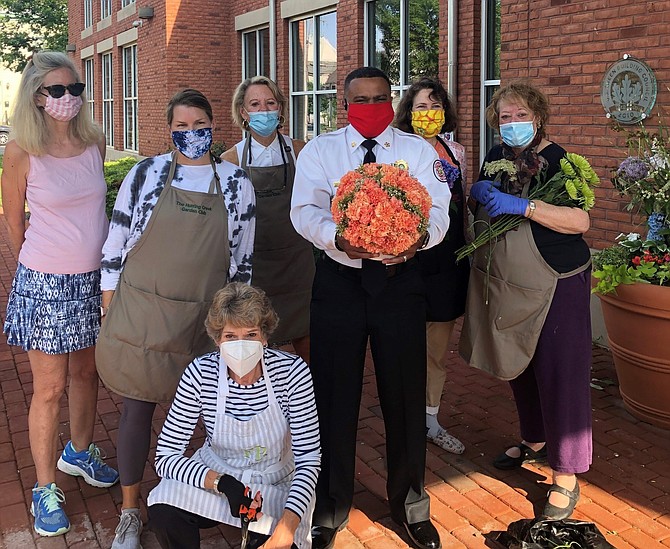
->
[147,283,320,549]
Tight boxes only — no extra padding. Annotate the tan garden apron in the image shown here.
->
[147,353,314,548]
[459,192,590,381]
[241,134,315,344]
[96,153,230,402]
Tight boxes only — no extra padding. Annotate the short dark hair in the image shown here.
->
[393,77,458,134]
[344,67,392,94]
[166,88,213,125]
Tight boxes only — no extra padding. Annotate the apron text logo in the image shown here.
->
[244,445,268,462]
[176,200,212,216]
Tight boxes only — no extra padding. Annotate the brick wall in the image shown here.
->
[498,0,670,247]
[68,0,670,246]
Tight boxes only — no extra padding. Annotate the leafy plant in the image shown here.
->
[592,231,670,294]
[104,157,138,218]
[612,122,670,218]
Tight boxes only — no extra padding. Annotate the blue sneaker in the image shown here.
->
[31,483,70,537]
[57,441,120,488]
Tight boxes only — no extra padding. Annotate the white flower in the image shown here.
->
[616,232,640,242]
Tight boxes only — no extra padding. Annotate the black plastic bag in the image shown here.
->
[495,518,614,549]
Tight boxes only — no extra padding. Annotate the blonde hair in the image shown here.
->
[230,76,286,130]
[11,51,102,155]
[205,283,279,343]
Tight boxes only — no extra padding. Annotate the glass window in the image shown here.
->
[102,52,114,146]
[84,0,93,28]
[481,0,501,162]
[123,45,138,152]
[121,0,135,7]
[365,0,439,103]
[242,27,270,79]
[84,58,94,121]
[290,11,337,140]
[101,0,112,19]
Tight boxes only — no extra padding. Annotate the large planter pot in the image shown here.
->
[596,283,670,429]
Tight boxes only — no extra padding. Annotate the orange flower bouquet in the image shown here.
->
[331,161,432,256]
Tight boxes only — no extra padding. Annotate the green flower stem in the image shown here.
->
[456,214,524,262]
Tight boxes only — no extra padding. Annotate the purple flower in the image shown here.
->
[439,159,460,189]
[617,156,649,181]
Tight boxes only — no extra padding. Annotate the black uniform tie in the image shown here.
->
[359,139,386,297]
[361,138,377,165]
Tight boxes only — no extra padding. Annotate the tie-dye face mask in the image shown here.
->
[171,128,213,159]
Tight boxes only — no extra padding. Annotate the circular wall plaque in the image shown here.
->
[600,55,657,124]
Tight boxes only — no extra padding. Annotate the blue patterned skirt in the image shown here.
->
[3,263,101,354]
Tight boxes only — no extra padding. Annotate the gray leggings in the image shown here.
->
[118,397,157,486]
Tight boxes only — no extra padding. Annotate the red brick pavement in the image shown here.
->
[0,213,668,548]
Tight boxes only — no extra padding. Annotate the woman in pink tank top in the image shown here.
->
[1,52,118,538]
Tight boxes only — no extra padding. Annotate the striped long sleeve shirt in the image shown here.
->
[154,348,321,519]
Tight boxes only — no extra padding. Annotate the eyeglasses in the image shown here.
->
[40,83,86,98]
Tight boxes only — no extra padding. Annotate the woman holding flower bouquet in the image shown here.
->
[394,77,469,455]
[460,81,594,520]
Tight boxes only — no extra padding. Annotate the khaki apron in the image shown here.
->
[459,189,589,381]
[241,134,315,344]
[96,153,230,402]
[147,352,314,548]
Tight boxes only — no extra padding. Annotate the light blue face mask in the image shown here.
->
[247,110,280,137]
[499,121,536,148]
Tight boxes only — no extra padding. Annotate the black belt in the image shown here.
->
[320,252,415,278]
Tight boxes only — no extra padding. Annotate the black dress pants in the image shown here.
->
[310,255,430,529]
[148,504,299,549]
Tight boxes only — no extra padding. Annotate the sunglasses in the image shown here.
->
[40,83,86,99]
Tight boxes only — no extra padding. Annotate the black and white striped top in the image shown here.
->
[154,348,320,518]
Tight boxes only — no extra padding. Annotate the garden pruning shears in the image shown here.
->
[239,487,261,549]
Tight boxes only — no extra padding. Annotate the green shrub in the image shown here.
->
[104,157,138,218]
[211,141,226,158]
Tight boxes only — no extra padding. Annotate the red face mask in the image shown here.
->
[347,102,395,139]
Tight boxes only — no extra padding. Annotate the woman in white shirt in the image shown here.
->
[222,77,314,363]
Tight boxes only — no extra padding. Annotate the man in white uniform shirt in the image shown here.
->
[290,67,451,549]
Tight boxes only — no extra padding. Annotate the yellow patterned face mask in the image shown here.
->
[411,109,445,139]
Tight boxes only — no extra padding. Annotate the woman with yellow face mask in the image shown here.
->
[394,77,470,455]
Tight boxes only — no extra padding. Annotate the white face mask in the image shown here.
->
[219,339,264,378]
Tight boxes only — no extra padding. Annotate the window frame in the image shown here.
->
[288,9,338,140]
[102,52,114,147]
[84,0,93,28]
[480,0,501,165]
[121,0,135,7]
[363,0,439,102]
[242,26,270,79]
[364,0,408,98]
[84,58,94,121]
[101,0,112,20]
[122,44,138,152]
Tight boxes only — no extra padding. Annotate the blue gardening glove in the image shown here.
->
[469,180,500,205]
[484,187,529,217]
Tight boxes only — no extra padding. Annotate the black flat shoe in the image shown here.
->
[402,520,442,549]
[311,525,341,549]
[493,443,547,470]
[542,481,580,520]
